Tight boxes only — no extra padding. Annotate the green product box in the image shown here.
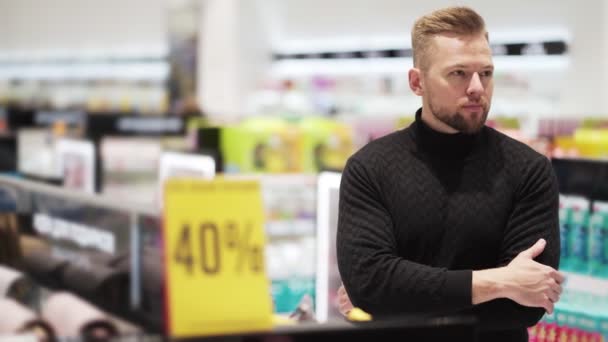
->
[297,116,355,173]
[221,117,302,173]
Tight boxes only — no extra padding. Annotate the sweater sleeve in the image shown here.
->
[336,157,473,316]
[465,155,561,331]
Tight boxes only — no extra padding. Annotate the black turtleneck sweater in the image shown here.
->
[336,109,560,341]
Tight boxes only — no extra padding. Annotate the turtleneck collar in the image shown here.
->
[409,107,485,159]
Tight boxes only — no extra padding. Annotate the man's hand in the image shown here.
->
[502,238,564,313]
[473,238,565,314]
[338,284,354,316]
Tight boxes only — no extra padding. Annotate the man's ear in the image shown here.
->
[409,68,424,96]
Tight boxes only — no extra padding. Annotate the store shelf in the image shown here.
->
[0,61,170,81]
[563,272,608,297]
[266,220,315,237]
[540,271,608,336]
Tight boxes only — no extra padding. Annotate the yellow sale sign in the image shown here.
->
[163,178,273,337]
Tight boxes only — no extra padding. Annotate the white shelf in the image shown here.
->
[266,220,315,237]
[564,272,608,297]
[0,62,170,81]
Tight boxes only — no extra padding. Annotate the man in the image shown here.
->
[336,6,563,342]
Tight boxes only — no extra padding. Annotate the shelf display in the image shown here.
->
[17,128,62,180]
[55,138,96,194]
[227,173,317,315]
[530,159,608,339]
[100,137,162,207]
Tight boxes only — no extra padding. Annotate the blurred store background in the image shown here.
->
[0,1,607,341]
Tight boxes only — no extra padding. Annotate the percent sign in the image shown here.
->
[224,221,264,273]
[174,221,264,275]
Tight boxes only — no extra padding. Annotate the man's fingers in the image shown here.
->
[544,273,563,302]
[549,279,563,296]
[548,280,562,303]
[340,300,353,309]
[339,302,353,316]
[546,289,560,303]
[553,271,566,284]
[542,295,554,314]
[340,294,353,305]
[337,283,353,316]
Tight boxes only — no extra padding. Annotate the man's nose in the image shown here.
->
[466,72,484,98]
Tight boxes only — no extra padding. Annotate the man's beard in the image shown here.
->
[428,100,489,134]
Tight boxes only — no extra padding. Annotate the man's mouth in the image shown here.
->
[463,104,483,111]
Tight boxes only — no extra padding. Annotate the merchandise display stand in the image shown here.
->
[0,174,163,333]
[528,158,608,339]
[0,174,483,341]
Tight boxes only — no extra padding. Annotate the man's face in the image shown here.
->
[419,33,494,134]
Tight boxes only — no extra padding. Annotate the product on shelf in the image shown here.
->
[266,239,316,315]
[221,115,358,174]
[55,138,96,194]
[559,194,573,271]
[100,137,162,207]
[542,157,608,339]
[249,174,317,315]
[60,257,129,313]
[573,128,608,158]
[17,128,62,180]
[297,116,354,172]
[0,107,8,135]
[0,213,22,267]
[21,250,69,290]
[559,194,608,277]
[221,117,301,173]
[529,321,604,342]
[535,306,607,341]
[41,292,119,340]
[0,298,56,341]
[0,265,37,307]
[567,197,591,273]
[589,201,608,278]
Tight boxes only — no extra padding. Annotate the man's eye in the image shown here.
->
[451,70,466,77]
[481,70,494,77]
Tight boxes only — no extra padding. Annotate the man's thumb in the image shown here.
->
[520,238,546,259]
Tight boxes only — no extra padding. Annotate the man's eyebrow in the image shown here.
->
[444,64,495,70]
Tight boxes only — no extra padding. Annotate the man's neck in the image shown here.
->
[421,106,459,134]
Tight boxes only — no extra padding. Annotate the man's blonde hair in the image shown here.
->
[412,6,488,70]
